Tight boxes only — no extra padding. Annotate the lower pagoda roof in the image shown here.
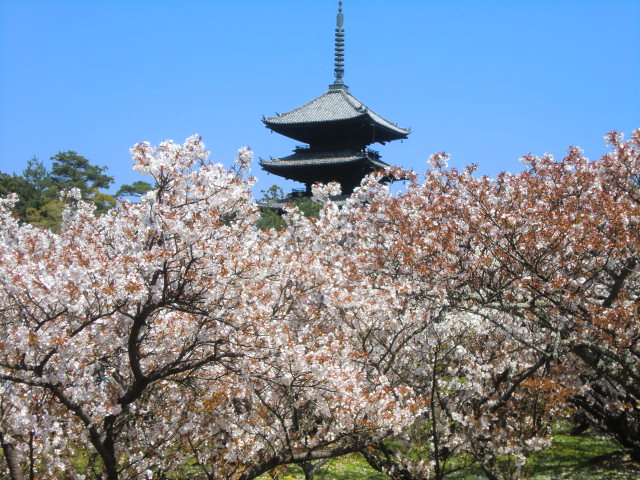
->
[259,148,391,193]
[263,85,410,146]
[260,148,389,168]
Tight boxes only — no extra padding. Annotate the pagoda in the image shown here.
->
[260,1,409,196]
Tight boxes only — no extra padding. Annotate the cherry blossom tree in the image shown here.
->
[304,175,563,480]
[349,129,640,471]
[294,128,638,477]
[434,130,640,460]
[0,137,414,479]
[0,128,637,479]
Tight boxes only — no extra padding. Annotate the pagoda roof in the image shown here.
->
[259,148,391,191]
[260,148,389,169]
[263,85,409,145]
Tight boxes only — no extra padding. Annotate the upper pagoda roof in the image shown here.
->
[264,85,407,133]
[263,84,409,146]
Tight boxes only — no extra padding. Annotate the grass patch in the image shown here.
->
[257,455,388,480]
[527,432,621,475]
[258,430,637,480]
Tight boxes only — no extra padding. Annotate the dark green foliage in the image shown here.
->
[256,185,287,230]
[49,151,113,194]
[256,185,322,231]
[0,152,118,230]
[260,185,286,203]
[0,171,36,219]
[0,157,64,229]
[257,206,287,230]
[23,156,49,192]
[296,196,322,218]
[49,151,115,215]
[115,180,153,199]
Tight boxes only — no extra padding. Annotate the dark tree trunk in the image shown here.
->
[300,458,329,480]
[301,461,315,480]
[571,388,640,461]
[1,433,25,480]
[360,444,421,480]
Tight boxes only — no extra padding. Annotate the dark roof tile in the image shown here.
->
[259,149,390,168]
[264,87,409,137]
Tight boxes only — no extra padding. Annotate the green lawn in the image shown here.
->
[280,455,389,480]
[260,431,638,480]
[55,429,640,479]
[524,432,637,480]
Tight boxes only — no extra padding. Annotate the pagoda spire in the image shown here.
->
[260,0,409,198]
[333,1,345,85]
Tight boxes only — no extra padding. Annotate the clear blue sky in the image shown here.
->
[1,0,639,195]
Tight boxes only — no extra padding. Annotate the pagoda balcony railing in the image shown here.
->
[293,145,381,159]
